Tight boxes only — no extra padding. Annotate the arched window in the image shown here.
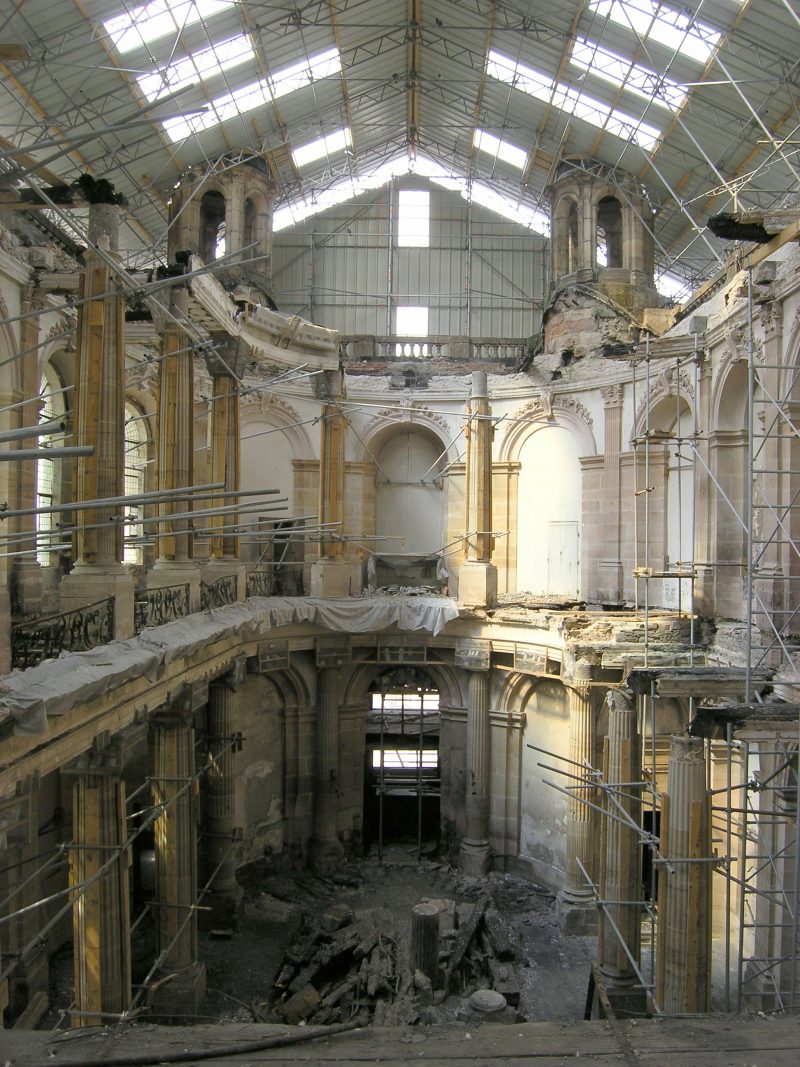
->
[36,368,67,565]
[199,190,226,262]
[124,403,148,564]
[597,196,622,268]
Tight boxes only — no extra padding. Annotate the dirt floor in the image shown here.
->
[200,846,596,1028]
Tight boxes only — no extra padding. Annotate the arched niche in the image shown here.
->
[199,189,226,262]
[371,425,448,556]
[516,423,583,597]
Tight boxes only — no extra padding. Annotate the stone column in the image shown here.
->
[60,197,135,637]
[558,663,597,933]
[148,703,206,1019]
[459,370,497,607]
[311,667,343,870]
[598,689,645,1014]
[656,734,710,1014]
[201,675,242,929]
[773,778,799,1009]
[310,368,358,596]
[293,705,316,855]
[10,283,43,617]
[460,669,492,875]
[598,384,624,605]
[68,760,131,1026]
[150,280,200,610]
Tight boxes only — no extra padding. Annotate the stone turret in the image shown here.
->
[167,157,276,306]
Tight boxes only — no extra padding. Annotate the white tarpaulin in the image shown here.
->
[0,595,459,738]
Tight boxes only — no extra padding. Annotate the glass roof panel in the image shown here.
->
[291,127,352,168]
[137,34,254,102]
[571,38,686,111]
[104,0,231,54]
[473,129,528,170]
[588,0,721,65]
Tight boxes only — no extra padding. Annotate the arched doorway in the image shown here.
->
[363,667,440,858]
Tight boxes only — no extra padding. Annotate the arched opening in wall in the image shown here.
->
[567,201,579,274]
[36,367,68,566]
[373,427,446,587]
[597,196,622,268]
[517,425,582,598]
[199,190,226,262]
[124,403,148,564]
[363,668,440,856]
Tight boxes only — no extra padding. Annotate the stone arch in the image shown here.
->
[631,369,695,444]
[499,395,596,462]
[356,405,456,466]
[342,658,465,710]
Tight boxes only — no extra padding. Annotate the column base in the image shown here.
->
[198,886,244,933]
[459,839,492,876]
[150,560,201,615]
[458,562,497,608]
[309,836,344,874]
[146,961,206,1023]
[557,889,597,935]
[309,558,359,598]
[60,564,136,640]
[596,967,648,1018]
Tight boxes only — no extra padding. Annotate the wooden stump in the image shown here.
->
[410,903,440,989]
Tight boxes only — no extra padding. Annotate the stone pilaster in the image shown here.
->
[460,669,492,875]
[656,734,710,1014]
[311,667,343,870]
[148,703,206,1020]
[60,198,134,638]
[68,759,132,1026]
[598,688,645,1014]
[151,280,200,609]
[558,663,598,934]
[293,705,316,855]
[201,675,242,929]
[598,384,624,604]
[310,369,358,596]
[459,370,497,607]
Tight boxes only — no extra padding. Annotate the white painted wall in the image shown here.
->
[517,425,582,595]
[240,421,296,562]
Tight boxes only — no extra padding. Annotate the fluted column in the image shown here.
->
[208,371,240,561]
[149,705,206,1019]
[293,705,316,855]
[310,369,355,597]
[311,667,343,870]
[69,767,131,1026]
[598,385,623,604]
[459,370,497,606]
[60,196,134,637]
[656,734,710,1014]
[558,663,597,934]
[598,689,644,1012]
[460,669,492,875]
[201,677,241,928]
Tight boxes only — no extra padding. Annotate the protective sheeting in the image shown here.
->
[0,596,459,738]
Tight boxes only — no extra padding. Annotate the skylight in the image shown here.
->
[292,127,352,169]
[138,34,254,102]
[161,48,341,142]
[571,39,686,112]
[588,0,721,65]
[398,189,430,247]
[487,50,661,152]
[473,129,528,170]
[105,0,231,54]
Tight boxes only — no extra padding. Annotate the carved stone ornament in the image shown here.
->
[363,401,451,439]
[601,383,623,407]
[512,391,593,430]
[240,389,302,426]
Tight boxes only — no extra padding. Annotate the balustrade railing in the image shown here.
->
[245,569,271,598]
[200,574,239,610]
[339,335,531,363]
[11,596,115,670]
[134,583,190,632]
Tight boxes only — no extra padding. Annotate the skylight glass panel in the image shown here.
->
[398,189,430,247]
[473,129,528,170]
[589,0,720,65]
[138,34,254,102]
[292,127,352,168]
[571,39,686,111]
[105,0,231,54]
[487,50,660,152]
[161,48,342,142]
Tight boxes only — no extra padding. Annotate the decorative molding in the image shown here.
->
[601,383,623,408]
[363,401,451,440]
[512,391,593,430]
[240,389,301,426]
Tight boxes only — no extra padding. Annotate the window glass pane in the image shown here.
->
[398,190,430,247]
